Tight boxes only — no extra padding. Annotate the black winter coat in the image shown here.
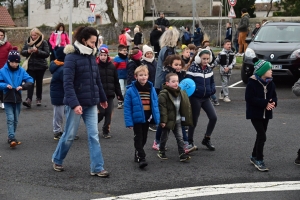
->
[150,29,162,47]
[127,59,141,85]
[49,61,64,105]
[21,40,50,71]
[134,32,143,45]
[245,76,277,119]
[98,59,123,100]
[141,59,157,85]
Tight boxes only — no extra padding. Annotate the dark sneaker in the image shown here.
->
[254,160,269,172]
[179,153,191,162]
[139,159,148,169]
[149,124,157,132]
[157,151,168,160]
[90,170,109,177]
[54,132,63,140]
[250,156,257,165]
[102,134,111,139]
[36,99,41,106]
[74,135,79,140]
[8,139,21,148]
[213,100,220,106]
[53,163,64,172]
[134,152,139,163]
[23,98,31,108]
[294,155,300,165]
[202,137,215,151]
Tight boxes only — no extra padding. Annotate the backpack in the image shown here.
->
[163,46,176,62]
[183,32,191,42]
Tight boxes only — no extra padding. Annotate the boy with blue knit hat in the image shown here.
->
[245,57,277,172]
[0,47,33,147]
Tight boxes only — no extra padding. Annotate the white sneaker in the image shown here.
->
[218,93,224,100]
[1,103,4,109]
[223,96,231,102]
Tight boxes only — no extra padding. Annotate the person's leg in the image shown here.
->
[141,122,149,149]
[173,122,185,155]
[35,70,46,101]
[98,104,105,123]
[133,123,146,159]
[102,97,114,137]
[26,70,36,101]
[251,119,268,161]
[53,105,65,138]
[52,106,81,166]
[188,96,202,145]
[181,126,188,142]
[118,79,125,108]
[159,128,170,151]
[82,105,106,173]
[221,75,229,97]
[4,103,15,140]
[13,103,21,135]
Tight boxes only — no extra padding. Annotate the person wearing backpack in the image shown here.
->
[192,24,203,47]
[182,26,192,46]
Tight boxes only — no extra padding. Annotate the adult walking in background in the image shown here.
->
[150,25,164,58]
[125,28,133,51]
[133,26,143,49]
[155,12,170,28]
[52,26,109,177]
[21,28,49,108]
[237,8,250,56]
[49,23,70,60]
[193,24,203,47]
[0,29,12,110]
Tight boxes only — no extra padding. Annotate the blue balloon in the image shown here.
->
[179,78,196,97]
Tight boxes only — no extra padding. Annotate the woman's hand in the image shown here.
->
[100,102,108,109]
[266,102,275,110]
[74,106,83,115]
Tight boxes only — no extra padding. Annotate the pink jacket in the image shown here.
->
[49,32,70,49]
[0,42,12,69]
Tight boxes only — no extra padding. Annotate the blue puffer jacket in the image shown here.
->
[185,61,216,98]
[63,42,107,109]
[124,81,160,127]
[49,61,64,105]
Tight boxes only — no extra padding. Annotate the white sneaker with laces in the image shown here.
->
[218,93,224,100]
[223,96,231,102]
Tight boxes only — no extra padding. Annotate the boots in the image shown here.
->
[23,98,32,108]
[202,136,215,151]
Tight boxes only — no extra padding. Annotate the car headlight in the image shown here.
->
[290,49,300,59]
[245,48,256,58]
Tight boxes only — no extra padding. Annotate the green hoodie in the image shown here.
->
[158,84,193,130]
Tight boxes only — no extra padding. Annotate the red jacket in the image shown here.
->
[119,34,127,46]
[0,42,12,69]
[49,32,70,49]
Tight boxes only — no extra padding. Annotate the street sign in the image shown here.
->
[88,16,95,23]
[228,0,237,7]
[228,6,236,18]
[89,3,96,13]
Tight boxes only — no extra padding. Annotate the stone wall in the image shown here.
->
[4,17,300,49]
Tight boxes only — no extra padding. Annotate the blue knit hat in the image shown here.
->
[8,47,21,63]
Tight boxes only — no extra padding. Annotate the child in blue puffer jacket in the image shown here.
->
[124,65,160,169]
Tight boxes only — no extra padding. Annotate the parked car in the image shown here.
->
[241,22,300,83]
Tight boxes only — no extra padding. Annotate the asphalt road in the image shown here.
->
[1,69,300,200]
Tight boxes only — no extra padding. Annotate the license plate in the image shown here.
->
[272,65,282,69]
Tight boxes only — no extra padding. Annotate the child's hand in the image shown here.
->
[266,102,275,110]
[7,84,12,89]
[16,86,22,91]
[224,67,229,73]
[160,123,166,128]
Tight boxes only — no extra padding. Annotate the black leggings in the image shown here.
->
[251,118,269,161]
[188,96,217,144]
[97,97,114,134]
[133,123,149,159]
[26,69,46,100]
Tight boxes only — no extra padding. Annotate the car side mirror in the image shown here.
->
[245,37,252,44]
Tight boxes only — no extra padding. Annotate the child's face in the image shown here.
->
[119,48,127,56]
[166,75,179,89]
[262,69,272,79]
[145,51,153,59]
[172,59,182,72]
[135,71,149,86]
[200,54,210,66]
[224,42,231,50]
[9,62,19,68]
[182,49,190,59]
[99,53,108,62]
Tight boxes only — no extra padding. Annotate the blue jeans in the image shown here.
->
[52,105,105,173]
[4,103,21,139]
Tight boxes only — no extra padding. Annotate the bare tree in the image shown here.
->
[105,0,124,28]
[266,0,273,17]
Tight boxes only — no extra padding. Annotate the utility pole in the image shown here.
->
[69,0,73,44]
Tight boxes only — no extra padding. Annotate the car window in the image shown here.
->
[254,25,300,43]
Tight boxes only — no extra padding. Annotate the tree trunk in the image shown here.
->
[266,0,273,17]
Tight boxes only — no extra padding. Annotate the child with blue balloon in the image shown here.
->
[185,49,217,152]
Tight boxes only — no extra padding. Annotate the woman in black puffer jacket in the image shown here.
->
[21,28,49,108]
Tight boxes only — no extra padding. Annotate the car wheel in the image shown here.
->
[241,65,251,84]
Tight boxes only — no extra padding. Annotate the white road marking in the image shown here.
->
[92,181,300,200]
[216,80,245,89]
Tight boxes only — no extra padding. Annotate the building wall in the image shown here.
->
[28,0,118,27]
[122,0,145,23]
[145,0,212,17]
